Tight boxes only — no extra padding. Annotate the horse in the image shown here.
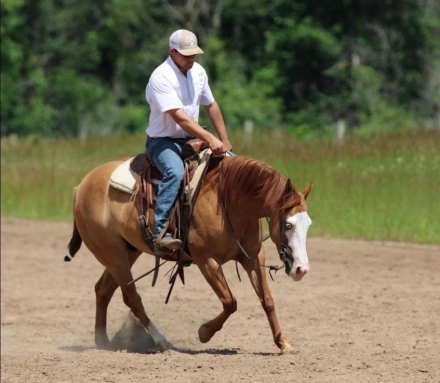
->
[66,154,313,354]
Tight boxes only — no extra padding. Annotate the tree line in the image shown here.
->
[1,0,439,139]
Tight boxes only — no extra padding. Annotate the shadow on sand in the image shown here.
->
[59,313,256,356]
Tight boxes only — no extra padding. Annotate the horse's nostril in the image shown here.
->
[295,267,302,276]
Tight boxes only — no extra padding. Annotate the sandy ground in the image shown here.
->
[1,218,439,383]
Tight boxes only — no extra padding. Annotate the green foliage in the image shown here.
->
[50,70,115,137]
[286,64,419,137]
[200,37,282,129]
[222,0,439,133]
[1,1,439,137]
[0,0,168,138]
[115,104,148,134]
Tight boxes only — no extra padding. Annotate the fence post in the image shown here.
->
[244,119,254,146]
[335,119,346,141]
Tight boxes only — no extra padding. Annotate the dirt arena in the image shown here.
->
[1,219,439,382]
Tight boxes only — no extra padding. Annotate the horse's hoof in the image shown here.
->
[280,343,297,355]
[95,338,111,350]
[198,323,213,343]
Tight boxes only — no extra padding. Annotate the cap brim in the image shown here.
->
[177,47,204,56]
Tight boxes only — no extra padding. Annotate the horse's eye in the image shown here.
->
[285,222,293,230]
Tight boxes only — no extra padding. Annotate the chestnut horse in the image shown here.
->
[66,155,313,354]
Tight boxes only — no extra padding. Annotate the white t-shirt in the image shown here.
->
[145,56,215,138]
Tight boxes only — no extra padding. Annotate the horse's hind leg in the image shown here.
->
[240,247,294,354]
[195,257,237,343]
[94,250,141,349]
[91,241,173,351]
[94,268,118,349]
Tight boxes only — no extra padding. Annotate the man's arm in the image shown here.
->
[166,108,227,154]
[203,101,232,151]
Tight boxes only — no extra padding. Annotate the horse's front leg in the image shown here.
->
[240,246,294,354]
[195,257,237,343]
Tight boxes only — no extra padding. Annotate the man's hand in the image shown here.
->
[221,138,233,152]
[207,135,228,155]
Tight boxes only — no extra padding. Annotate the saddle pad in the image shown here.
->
[110,158,136,194]
[187,148,211,201]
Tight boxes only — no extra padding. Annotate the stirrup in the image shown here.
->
[160,236,182,250]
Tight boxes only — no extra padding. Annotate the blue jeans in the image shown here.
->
[146,136,191,238]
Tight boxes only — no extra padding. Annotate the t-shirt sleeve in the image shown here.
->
[146,75,183,113]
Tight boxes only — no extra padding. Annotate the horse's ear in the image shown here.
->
[285,178,294,193]
[301,182,313,200]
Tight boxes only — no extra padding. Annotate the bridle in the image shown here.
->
[277,179,298,275]
[222,204,296,279]
[279,245,294,275]
[278,212,295,276]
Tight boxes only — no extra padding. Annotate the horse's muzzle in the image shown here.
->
[291,265,309,281]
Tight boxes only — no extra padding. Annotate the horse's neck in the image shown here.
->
[223,195,274,221]
[203,161,279,220]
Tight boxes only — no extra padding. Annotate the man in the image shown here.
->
[145,29,232,255]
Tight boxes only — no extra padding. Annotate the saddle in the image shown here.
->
[129,138,211,266]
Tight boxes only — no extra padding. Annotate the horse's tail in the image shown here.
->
[64,188,82,262]
[64,219,82,262]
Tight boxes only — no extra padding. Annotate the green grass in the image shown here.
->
[1,130,439,243]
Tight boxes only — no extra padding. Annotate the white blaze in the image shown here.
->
[285,212,311,279]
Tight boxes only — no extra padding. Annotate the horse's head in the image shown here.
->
[270,182,313,282]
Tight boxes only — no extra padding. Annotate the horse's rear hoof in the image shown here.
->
[95,332,111,350]
[96,339,111,350]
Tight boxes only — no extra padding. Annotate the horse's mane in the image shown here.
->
[217,156,301,211]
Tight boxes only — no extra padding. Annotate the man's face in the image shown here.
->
[169,48,197,72]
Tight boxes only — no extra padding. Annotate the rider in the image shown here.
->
[145,29,232,255]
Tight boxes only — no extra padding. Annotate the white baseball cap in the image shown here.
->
[169,29,204,56]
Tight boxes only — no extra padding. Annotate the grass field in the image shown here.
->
[1,130,439,243]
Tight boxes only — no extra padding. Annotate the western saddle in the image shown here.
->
[129,138,212,293]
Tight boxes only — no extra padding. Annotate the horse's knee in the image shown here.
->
[95,282,115,306]
[262,295,275,314]
[95,282,107,302]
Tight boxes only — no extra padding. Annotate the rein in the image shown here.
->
[224,211,283,281]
